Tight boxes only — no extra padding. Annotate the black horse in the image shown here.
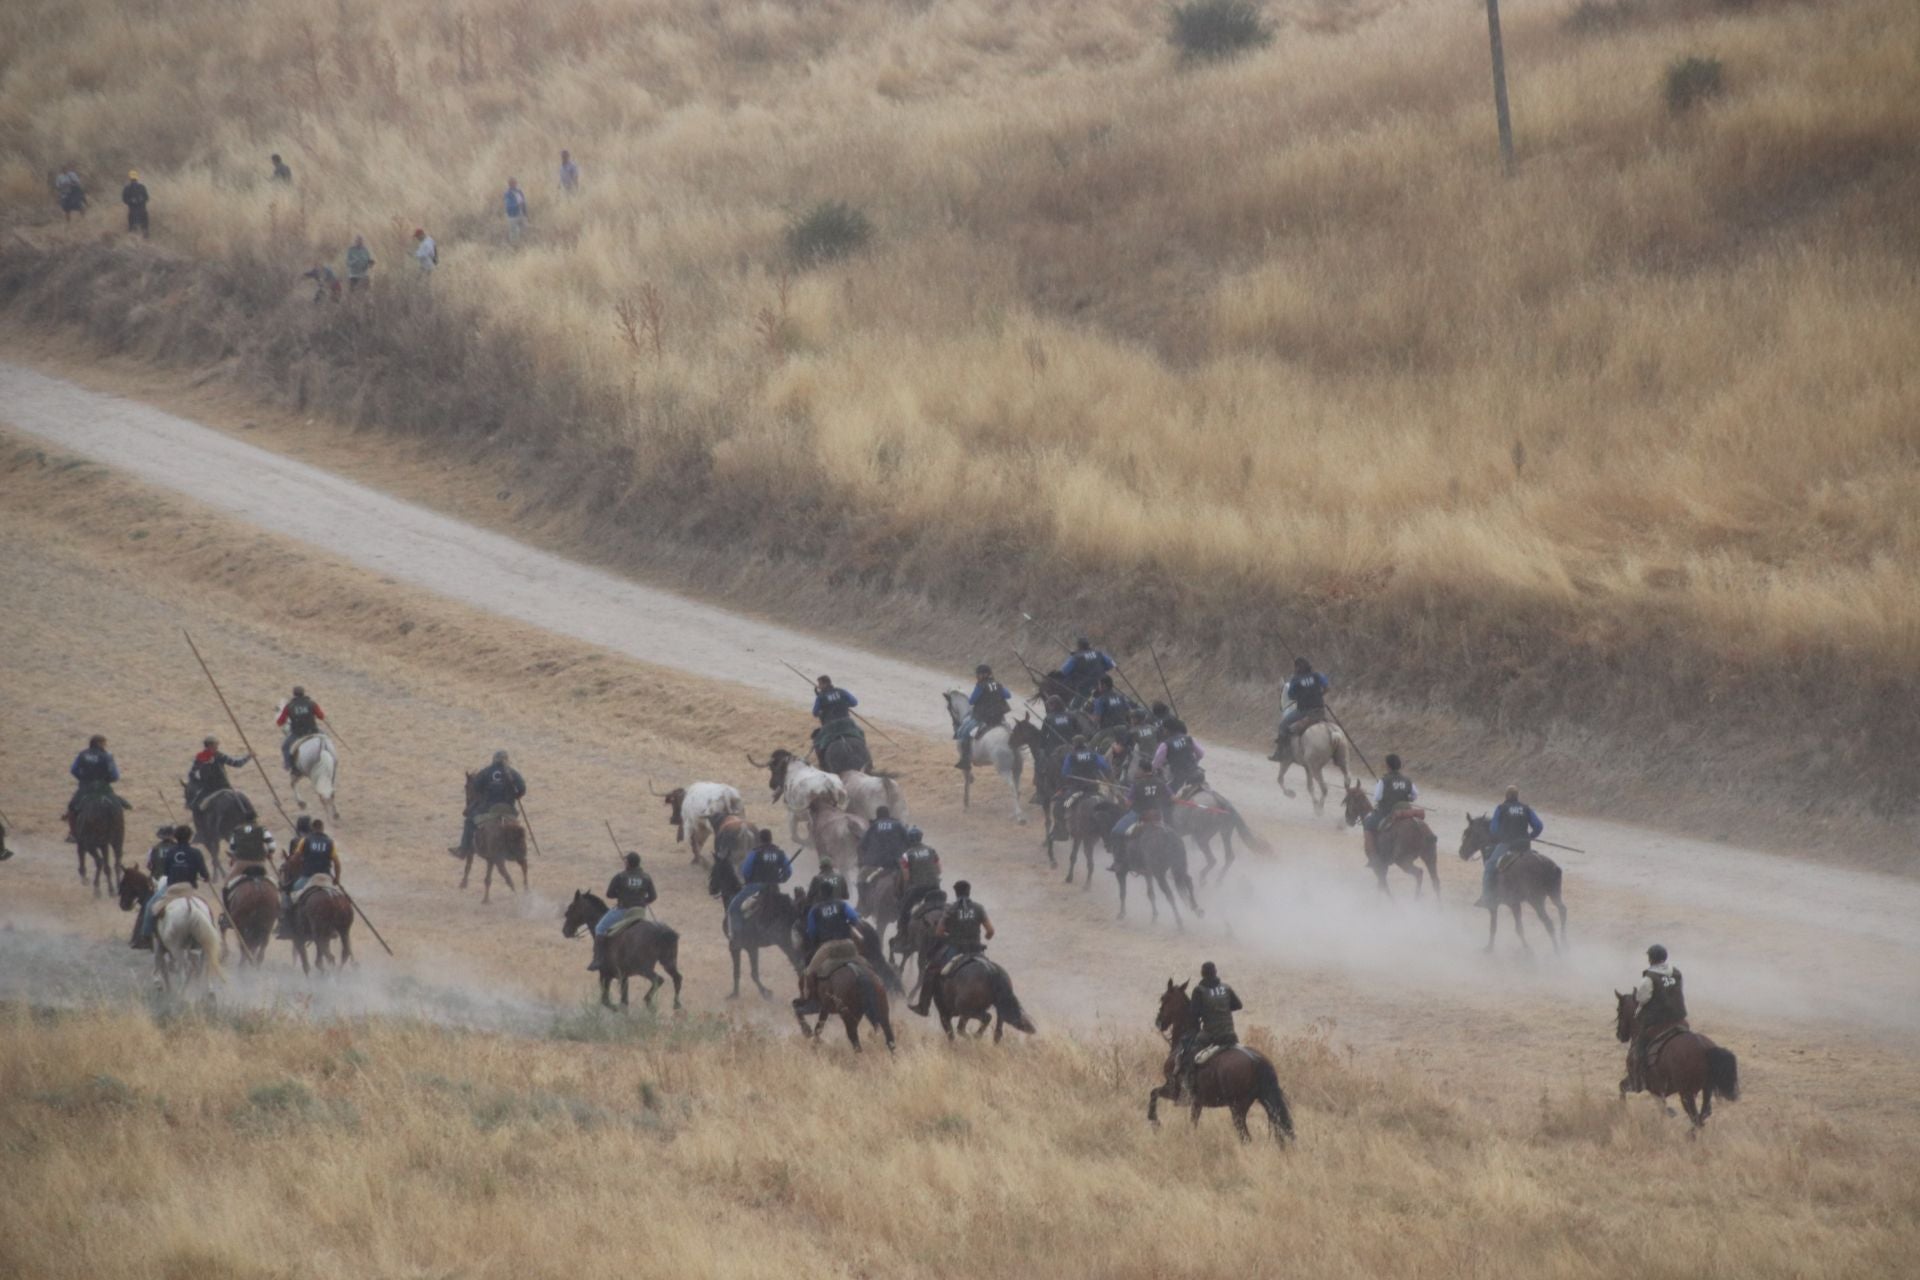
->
[708,855,802,998]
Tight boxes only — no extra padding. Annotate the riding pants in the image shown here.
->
[898,884,940,934]
[953,715,977,742]
[139,876,171,940]
[727,884,770,932]
[1483,844,1520,896]
[1111,811,1142,840]
[594,907,632,937]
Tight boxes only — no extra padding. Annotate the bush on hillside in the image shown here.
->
[1564,0,1642,34]
[1169,0,1275,63]
[1665,56,1725,114]
[785,200,873,266]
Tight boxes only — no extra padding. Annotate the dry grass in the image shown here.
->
[2,0,1918,814]
[3,1002,1916,1280]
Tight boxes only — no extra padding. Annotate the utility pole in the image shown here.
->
[1484,0,1516,175]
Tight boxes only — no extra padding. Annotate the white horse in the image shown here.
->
[153,893,224,994]
[750,750,847,849]
[839,769,908,825]
[1274,719,1351,815]
[944,690,1025,823]
[288,734,340,821]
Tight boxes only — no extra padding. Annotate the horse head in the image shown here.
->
[1341,782,1369,827]
[1614,990,1637,1043]
[118,866,152,913]
[1458,814,1491,860]
[1155,978,1191,1036]
[561,890,601,938]
[943,690,967,727]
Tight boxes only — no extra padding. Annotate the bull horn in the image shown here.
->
[746,753,768,769]
[646,777,667,798]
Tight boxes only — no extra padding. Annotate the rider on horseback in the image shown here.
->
[1040,696,1078,754]
[1058,637,1116,706]
[275,686,327,772]
[1269,658,1330,762]
[1178,961,1243,1097]
[1626,944,1689,1093]
[857,805,910,872]
[455,750,526,856]
[1154,720,1206,792]
[221,822,276,923]
[728,830,792,935]
[65,734,130,843]
[807,855,850,907]
[589,852,657,972]
[1088,675,1135,732]
[1362,753,1418,859]
[1478,786,1543,908]
[955,664,1012,771]
[1111,759,1171,846]
[793,896,863,1016]
[910,879,993,1016]
[185,736,251,812]
[1054,735,1111,839]
[896,827,943,936]
[135,825,210,951]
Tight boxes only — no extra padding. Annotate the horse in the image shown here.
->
[796,951,895,1053]
[120,867,224,995]
[72,790,125,897]
[285,875,355,975]
[1273,717,1350,815]
[1062,793,1123,886]
[1106,820,1201,929]
[187,784,255,878]
[807,801,868,870]
[1008,718,1068,846]
[749,749,846,849]
[457,771,529,904]
[1460,815,1567,952]
[287,734,339,821]
[815,724,873,775]
[1342,785,1440,902]
[1615,991,1739,1131]
[711,814,753,866]
[1149,980,1293,1142]
[1167,783,1271,884]
[838,768,908,824]
[707,854,802,998]
[926,953,1035,1043]
[856,865,906,952]
[563,891,685,1011]
[220,870,280,966]
[944,691,1026,824]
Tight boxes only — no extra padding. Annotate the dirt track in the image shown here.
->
[3,360,1918,1131]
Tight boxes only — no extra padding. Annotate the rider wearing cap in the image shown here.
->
[455,749,526,856]
[589,852,657,972]
[1626,944,1688,1093]
[1270,658,1330,761]
[135,824,210,950]
[955,664,1013,771]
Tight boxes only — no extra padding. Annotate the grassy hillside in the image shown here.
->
[4,1002,1916,1280]
[3,0,1917,817]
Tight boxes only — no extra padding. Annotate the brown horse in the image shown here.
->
[707,854,802,998]
[1106,820,1201,929]
[73,791,125,897]
[892,895,945,977]
[287,879,355,975]
[1615,991,1739,1131]
[856,865,905,951]
[563,891,685,1011]
[220,871,280,966]
[1169,784,1271,885]
[1342,785,1440,902]
[795,953,896,1052]
[457,774,529,904]
[1459,816,1567,952]
[1062,793,1122,887]
[927,954,1035,1043]
[1149,981,1293,1142]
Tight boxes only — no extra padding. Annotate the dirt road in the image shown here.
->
[3,360,1918,1129]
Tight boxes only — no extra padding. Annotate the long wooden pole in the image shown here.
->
[182,630,296,830]
[1484,0,1516,174]
[778,659,900,746]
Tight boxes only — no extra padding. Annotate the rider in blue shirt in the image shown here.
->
[812,676,858,724]
[66,734,129,842]
[1271,658,1330,760]
[135,825,210,949]
[729,830,793,933]
[1088,675,1135,732]
[1480,787,1544,907]
[955,664,1012,770]
[1058,638,1115,704]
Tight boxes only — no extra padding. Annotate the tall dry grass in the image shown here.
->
[3,0,1918,813]
[4,1002,1915,1279]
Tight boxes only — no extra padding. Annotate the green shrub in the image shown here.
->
[1169,0,1274,63]
[785,201,873,266]
[1666,56,1725,114]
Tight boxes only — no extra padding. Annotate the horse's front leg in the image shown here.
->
[1006,769,1025,825]
[1680,1091,1703,1131]
[481,859,494,905]
[1510,902,1529,951]
[1308,767,1326,815]
[459,850,474,889]
[497,860,517,893]
[749,947,770,998]
[599,972,616,1010]
[1484,905,1499,952]
[76,846,88,883]
[1275,761,1297,798]
[1532,898,1560,953]
[1114,870,1128,919]
[728,945,744,999]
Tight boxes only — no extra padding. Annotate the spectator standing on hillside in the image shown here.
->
[270,154,293,183]
[122,170,149,237]
[413,227,437,274]
[558,150,579,195]
[301,262,340,302]
[345,235,374,292]
[55,164,87,221]
[503,177,528,243]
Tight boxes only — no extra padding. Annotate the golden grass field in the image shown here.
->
[4,0,1918,822]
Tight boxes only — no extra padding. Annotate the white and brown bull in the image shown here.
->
[651,779,746,866]
[750,749,847,850]
[838,768,908,825]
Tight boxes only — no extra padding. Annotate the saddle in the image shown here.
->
[222,863,270,897]
[1175,776,1208,800]
[810,939,861,980]
[194,788,255,819]
[155,883,202,909]
[939,951,995,982]
[908,894,946,925]
[1193,1043,1253,1069]
[473,803,518,829]
[604,911,651,939]
[858,865,894,889]
[294,873,342,909]
[1288,709,1328,734]
[1387,806,1425,827]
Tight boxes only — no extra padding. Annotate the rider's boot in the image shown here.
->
[792,975,821,1016]
[587,932,607,972]
[908,973,935,1017]
[955,737,972,771]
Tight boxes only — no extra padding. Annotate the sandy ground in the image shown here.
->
[2,370,1919,1142]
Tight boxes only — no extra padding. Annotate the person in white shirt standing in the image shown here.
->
[413,227,437,274]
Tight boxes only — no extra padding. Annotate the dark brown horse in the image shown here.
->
[1459,816,1567,951]
[1062,793,1122,886]
[795,952,895,1052]
[286,879,355,975]
[892,895,946,977]
[187,786,256,879]
[1169,784,1271,884]
[457,773,529,904]
[855,865,905,952]
[1615,991,1739,1131]
[1106,820,1201,929]
[1149,981,1293,1142]
[73,792,125,897]
[220,871,280,966]
[927,954,1035,1043]
[1342,785,1440,902]
[1008,718,1069,859]
[707,854,801,998]
[563,891,684,1011]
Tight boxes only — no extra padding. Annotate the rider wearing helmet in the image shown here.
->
[896,826,943,936]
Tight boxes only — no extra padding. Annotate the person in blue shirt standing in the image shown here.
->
[1270,657,1331,761]
[66,734,130,843]
[1480,786,1544,907]
[729,830,792,934]
[794,896,863,1015]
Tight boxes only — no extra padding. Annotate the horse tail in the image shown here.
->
[1705,1047,1740,1103]
[992,967,1035,1034]
[190,902,225,985]
[1231,809,1273,856]
[1253,1054,1294,1139]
